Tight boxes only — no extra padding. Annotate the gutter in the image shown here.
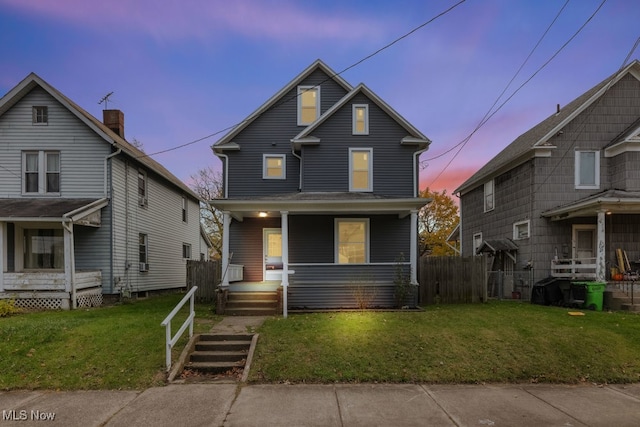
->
[215,153,230,199]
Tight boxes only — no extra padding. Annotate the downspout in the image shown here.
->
[215,153,230,199]
[104,146,121,296]
[413,145,429,196]
[291,147,303,191]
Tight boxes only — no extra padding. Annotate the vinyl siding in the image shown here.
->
[609,151,640,190]
[0,87,109,198]
[225,69,350,197]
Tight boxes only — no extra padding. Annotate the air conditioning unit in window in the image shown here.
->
[139,262,148,272]
[138,197,147,207]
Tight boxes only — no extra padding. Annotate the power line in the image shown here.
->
[138,0,466,159]
[427,0,607,188]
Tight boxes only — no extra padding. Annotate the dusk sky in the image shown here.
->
[1,0,638,196]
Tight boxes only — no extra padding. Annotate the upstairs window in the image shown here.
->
[353,104,369,135]
[575,150,600,189]
[32,106,48,124]
[138,171,147,207]
[484,180,494,212]
[335,219,369,264]
[349,148,372,192]
[513,220,530,240]
[297,86,320,125]
[23,151,60,194]
[263,154,286,179]
[473,232,483,256]
[182,196,188,222]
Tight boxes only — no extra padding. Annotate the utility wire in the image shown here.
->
[427,0,607,188]
[139,0,466,159]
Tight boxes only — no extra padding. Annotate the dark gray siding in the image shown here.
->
[301,92,416,196]
[225,69,349,198]
[609,151,640,190]
[229,217,280,282]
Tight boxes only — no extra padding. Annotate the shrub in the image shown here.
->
[0,299,22,317]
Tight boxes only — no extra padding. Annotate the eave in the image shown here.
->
[542,195,640,221]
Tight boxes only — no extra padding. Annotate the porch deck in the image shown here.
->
[228,281,282,292]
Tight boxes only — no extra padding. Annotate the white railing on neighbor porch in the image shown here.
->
[160,286,197,372]
[550,258,597,279]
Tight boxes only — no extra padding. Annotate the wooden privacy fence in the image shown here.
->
[186,260,221,303]
[419,256,487,304]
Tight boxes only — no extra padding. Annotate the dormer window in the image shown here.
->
[297,86,320,125]
[32,106,48,125]
[353,104,369,135]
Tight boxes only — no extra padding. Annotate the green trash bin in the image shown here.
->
[573,281,605,311]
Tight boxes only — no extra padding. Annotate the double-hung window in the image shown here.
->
[23,151,60,194]
[335,219,369,264]
[349,148,372,192]
[182,243,192,259]
[353,104,369,135]
[263,154,286,179]
[138,171,147,206]
[297,86,320,125]
[32,106,48,125]
[575,150,600,189]
[484,180,494,212]
[139,234,149,271]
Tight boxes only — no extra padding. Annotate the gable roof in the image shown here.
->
[291,83,431,148]
[0,73,200,201]
[455,60,640,195]
[213,59,353,152]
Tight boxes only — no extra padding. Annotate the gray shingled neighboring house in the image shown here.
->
[0,73,210,309]
[455,60,640,289]
[210,60,431,314]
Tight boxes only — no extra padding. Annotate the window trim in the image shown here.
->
[352,104,369,135]
[262,154,286,180]
[182,196,188,223]
[139,233,149,272]
[182,243,192,259]
[335,218,370,264]
[297,85,320,126]
[472,232,483,256]
[32,106,48,125]
[138,170,148,207]
[484,180,494,212]
[349,147,373,192]
[513,220,530,240]
[575,150,600,189]
[22,150,60,195]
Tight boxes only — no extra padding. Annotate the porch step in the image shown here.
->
[604,290,638,312]
[225,291,278,316]
[621,303,640,313]
[185,333,253,375]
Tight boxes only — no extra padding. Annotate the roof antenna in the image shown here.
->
[98,92,114,110]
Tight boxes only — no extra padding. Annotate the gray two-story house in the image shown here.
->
[0,73,210,309]
[211,60,430,313]
[455,60,640,290]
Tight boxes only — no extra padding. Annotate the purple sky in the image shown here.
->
[1,0,638,196]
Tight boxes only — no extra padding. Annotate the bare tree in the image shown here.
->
[190,167,224,259]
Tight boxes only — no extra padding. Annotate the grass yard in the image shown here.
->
[0,294,219,390]
[249,302,640,384]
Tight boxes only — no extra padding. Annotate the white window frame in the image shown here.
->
[32,106,48,125]
[484,179,494,212]
[182,243,192,259]
[575,150,600,189]
[352,104,369,135]
[297,85,320,126]
[513,220,530,240]
[181,196,188,223]
[472,232,483,256]
[139,233,149,271]
[22,151,60,194]
[335,218,370,264]
[349,147,373,192]
[263,154,286,179]
[138,170,148,207]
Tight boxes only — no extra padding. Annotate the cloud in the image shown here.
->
[0,0,384,44]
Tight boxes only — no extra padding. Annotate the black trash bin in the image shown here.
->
[531,277,566,306]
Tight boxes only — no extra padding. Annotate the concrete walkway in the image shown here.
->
[1,382,639,426]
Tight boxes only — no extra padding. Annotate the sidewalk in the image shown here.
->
[1,382,639,426]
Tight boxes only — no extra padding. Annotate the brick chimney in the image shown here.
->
[103,109,124,138]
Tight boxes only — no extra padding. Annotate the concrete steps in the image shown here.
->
[604,290,639,312]
[225,291,278,316]
[185,334,253,374]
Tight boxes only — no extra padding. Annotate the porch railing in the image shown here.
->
[160,286,197,372]
[550,258,597,279]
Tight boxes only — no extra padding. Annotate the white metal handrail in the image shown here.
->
[160,286,197,372]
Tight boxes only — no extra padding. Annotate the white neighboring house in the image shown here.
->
[0,73,210,309]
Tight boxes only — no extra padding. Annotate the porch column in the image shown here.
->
[63,221,76,309]
[0,222,4,291]
[280,211,289,319]
[596,210,606,282]
[221,211,231,288]
[410,210,418,285]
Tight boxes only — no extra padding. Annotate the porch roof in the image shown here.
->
[0,198,107,223]
[210,192,429,221]
[541,190,640,221]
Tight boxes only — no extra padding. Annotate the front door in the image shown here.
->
[263,228,282,281]
[573,225,596,260]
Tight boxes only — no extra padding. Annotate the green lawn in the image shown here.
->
[0,295,219,390]
[249,302,640,384]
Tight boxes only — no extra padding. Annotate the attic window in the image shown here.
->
[32,106,48,124]
[297,86,320,125]
[353,104,369,135]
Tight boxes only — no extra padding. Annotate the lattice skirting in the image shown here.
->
[5,289,103,310]
[14,297,65,310]
[77,292,103,308]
